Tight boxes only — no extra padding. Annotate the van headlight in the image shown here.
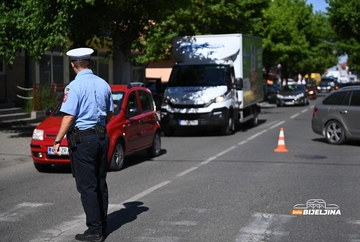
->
[205,95,225,107]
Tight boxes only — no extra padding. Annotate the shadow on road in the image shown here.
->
[107,201,149,236]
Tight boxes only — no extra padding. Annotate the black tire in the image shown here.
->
[249,106,259,127]
[147,131,161,158]
[325,121,346,145]
[220,113,234,135]
[34,163,51,172]
[109,140,125,171]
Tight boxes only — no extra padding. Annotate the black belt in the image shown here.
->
[79,129,96,136]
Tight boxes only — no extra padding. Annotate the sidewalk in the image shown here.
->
[0,123,38,169]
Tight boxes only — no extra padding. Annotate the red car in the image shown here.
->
[30,83,161,172]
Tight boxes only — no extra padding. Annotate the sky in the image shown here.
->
[306,0,329,12]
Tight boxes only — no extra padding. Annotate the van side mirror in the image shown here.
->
[234,78,243,90]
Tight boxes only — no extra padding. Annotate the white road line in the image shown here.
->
[176,167,198,177]
[247,130,267,140]
[235,212,292,242]
[237,140,247,145]
[290,113,299,119]
[201,157,217,165]
[301,109,308,113]
[122,180,172,203]
[269,121,285,129]
[216,146,237,157]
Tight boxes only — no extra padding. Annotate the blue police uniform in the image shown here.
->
[60,47,113,240]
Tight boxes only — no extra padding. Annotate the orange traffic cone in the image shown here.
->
[274,128,288,152]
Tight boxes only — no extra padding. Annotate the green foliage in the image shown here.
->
[135,0,269,63]
[257,0,337,78]
[0,0,184,65]
[327,0,360,73]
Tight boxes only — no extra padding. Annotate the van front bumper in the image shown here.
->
[160,108,230,128]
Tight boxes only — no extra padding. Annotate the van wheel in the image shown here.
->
[147,131,161,158]
[109,140,125,171]
[34,163,51,172]
[249,106,259,127]
[325,121,345,145]
[220,114,234,135]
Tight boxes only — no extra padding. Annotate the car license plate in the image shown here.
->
[48,146,69,155]
[285,101,294,105]
[179,120,198,126]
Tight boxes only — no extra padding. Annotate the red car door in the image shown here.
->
[123,90,143,154]
[138,90,157,147]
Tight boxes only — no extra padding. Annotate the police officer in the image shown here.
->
[53,47,113,242]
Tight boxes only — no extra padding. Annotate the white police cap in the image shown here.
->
[66,47,94,61]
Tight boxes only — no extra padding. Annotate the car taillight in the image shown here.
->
[312,107,318,117]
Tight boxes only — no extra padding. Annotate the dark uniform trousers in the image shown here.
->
[71,133,109,235]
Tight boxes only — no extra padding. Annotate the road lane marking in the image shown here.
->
[235,212,292,242]
[122,180,172,203]
[290,113,299,119]
[176,167,198,177]
[269,121,285,129]
[301,109,308,113]
[216,146,237,157]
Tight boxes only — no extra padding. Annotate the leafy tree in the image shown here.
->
[135,0,270,63]
[0,0,184,65]
[256,0,337,79]
[327,0,360,72]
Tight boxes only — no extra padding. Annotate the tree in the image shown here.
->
[0,0,185,65]
[327,0,360,72]
[255,0,337,79]
[134,0,270,63]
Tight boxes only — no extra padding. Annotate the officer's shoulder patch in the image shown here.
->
[66,87,70,91]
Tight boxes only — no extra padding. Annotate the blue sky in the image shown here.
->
[306,0,329,12]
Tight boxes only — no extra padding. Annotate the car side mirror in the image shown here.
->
[234,78,243,90]
[45,108,53,117]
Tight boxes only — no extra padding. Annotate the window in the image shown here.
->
[126,91,139,117]
[39,53,64,84]
[112,91,125,116]
[350,90,360,106]
[323,91,349,105]
[139,90,154,112]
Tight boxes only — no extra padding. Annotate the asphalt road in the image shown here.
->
[1,95,360,242]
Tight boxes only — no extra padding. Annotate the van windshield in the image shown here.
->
[168,64,230,87]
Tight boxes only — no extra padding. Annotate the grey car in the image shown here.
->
[311,86,360,144]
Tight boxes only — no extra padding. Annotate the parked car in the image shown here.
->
[30,83,161,172]
[311,86,360,144]
[277,84,309,107]
[306,83,317,99]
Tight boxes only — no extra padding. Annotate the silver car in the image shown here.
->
[311,86,360,144]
